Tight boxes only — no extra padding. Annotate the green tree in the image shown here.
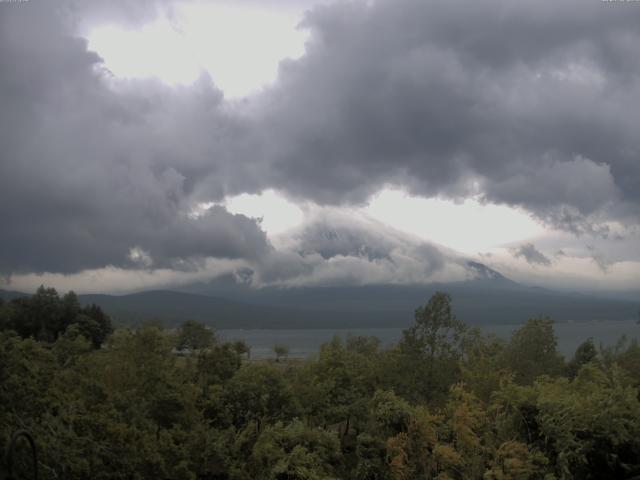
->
[566,337,598,378]
[0,296,10,332]
[501,316,565,384]
[393,292,467,404]
[460,329,509,403]
[353,433,391,480]
[371,390,412,438]
[484,441,549,480]
[403,292,466,360]
[346,335,381,356]
[78,303,112,348]
[274,344,290,362]
[225,364,298,431]
[0,288,111,348]
[615,338,640,386]
[492,364,640,479]
[52,324,92,365]
[195,343,243,388]
[249,421,342,480]
[176,320,216,351]
[232,339,251,359]
[72,315,103,349]
[9,286,64,341]
[386,406,440,480]
[295,337,377,436]
[62,291,81,322]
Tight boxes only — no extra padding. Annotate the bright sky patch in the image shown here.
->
[87,2,309,98]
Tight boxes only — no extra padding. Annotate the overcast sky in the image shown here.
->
[1,0,640,294]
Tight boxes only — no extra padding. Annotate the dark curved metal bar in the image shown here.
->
[4,430,38,480]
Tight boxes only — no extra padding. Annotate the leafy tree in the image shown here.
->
[0,331,57,423]
[274,344,290,362]
[78,303,112,348]
[615,338,640,386]
[370,390,412,438]
[484,441,549,480]
[196,343,243,388]
[501,316,565,384]
[249,421,342,480]
[403,292,467,361]
[52,325,92,366]
[62,291,81,321]
[0,297,10,332]
[176,320,216,351]
[492,363,640,479]
[353,433,390,480]
[232,339,251,359]
[7,286,63,341]
[72,315,103,349]
[296,337,377,435]
[0,287,111,348]
[394,292,467,404]
[566,337,598,378]
[346,335,381,356]
[438,385,489,478]
[225,364,298,431]
[460,329,509,403]
[386,406,440,480]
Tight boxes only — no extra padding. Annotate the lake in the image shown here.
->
[219,320,640,360]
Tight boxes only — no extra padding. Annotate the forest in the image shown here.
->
[1,287,640,479]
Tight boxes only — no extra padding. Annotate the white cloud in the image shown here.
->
[224,190,305,236]
[364,189,545,253]
[86,2,309,98]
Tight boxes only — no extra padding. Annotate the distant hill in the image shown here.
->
[77,290,334,329]
[0,289,419,329]
[0,289,29,301]
[179,278,639,327]
[2,274,638,329]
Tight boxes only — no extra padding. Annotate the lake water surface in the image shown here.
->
[219,320,640,360]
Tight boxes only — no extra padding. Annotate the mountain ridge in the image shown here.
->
[2,269,637,328]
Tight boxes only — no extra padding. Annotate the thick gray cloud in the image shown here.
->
[253,0,640,231]
[0,1,268,274]
[586,245,611,273]
[251,210,469,287]
[2,0,640,280]
[289,210,446,269]
[511,243,552,267]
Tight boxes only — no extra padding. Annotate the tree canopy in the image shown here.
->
[2,289,640,479]
[0,286,112,348]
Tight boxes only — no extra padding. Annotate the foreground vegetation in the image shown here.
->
[1,288,640,479]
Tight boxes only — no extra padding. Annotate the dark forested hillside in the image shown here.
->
[2,278,637,329]
[2,289,640,479]
[184,281,638,324]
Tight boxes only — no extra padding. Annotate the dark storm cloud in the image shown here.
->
[512,244,552,268]
[255,0,640,231]
[0,1,268,274]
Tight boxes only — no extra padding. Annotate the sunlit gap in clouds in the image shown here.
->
[86,2,309,98]
[365,189,545,254]
[192,188,545,254]
[189,190,306,236]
